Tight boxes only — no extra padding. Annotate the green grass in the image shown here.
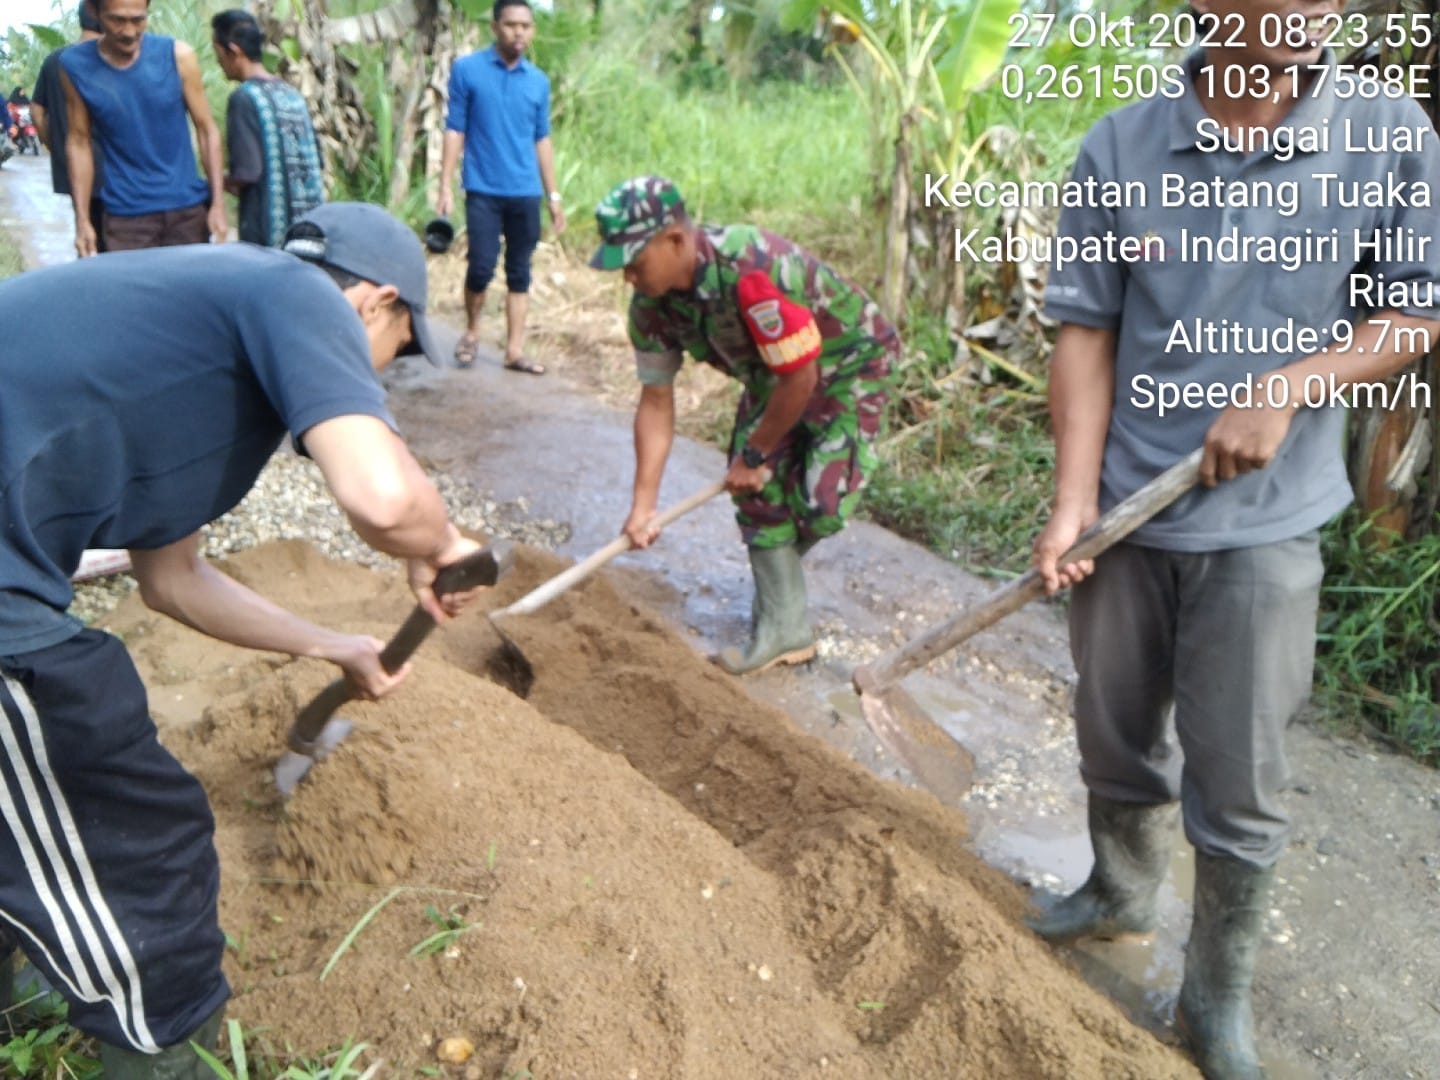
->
[550,71,873,273]
[1316,512,1440,763]
[409,903,481,958]
[0,230,22,280]
[863,391,1054,576]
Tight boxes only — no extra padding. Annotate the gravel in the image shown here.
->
[70,449,569,625]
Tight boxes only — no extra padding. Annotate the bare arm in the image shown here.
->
[129,534,403,697]
[60,67,98,257]
[624,383,677,548]
[1032,323,1116,593]
[437,130,463,217]
[723,362,818,498]
[300,415,481,619]
[535,135,565,235]
[176,41,227,242]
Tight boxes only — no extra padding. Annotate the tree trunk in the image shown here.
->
[386,0,444,206]
[927,206,964,327]
[880,109,913,323]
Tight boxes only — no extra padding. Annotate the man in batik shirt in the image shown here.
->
[212,9,323,246]
[591,175,897,674]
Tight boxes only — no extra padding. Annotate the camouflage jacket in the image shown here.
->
[628,225,897,390]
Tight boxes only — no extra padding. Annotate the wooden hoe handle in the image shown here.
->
[499,480,728,618]
[288,546,507,752]
[855,448,1204,695]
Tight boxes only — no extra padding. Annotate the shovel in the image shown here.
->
[851,447,1204,805]
[274,545,511,796]
[483,479,729,696]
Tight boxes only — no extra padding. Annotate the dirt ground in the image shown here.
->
[113,542,1196,1077]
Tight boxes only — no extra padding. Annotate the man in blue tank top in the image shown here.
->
[0,203,479,1078]
[59,0,227,256]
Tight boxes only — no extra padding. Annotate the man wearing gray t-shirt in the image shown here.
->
[1029,3,1440,1077]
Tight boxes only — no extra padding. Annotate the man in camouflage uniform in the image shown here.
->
[591,175,897,674]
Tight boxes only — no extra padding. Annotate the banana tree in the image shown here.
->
[1343,0,1438,541]
[252,0,456,207]
[920,0,1018,324]
[783,0,1016,323]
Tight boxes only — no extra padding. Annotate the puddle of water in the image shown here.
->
[987,825,1197,898]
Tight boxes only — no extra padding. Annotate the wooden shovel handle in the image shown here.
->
[499,480,728,618]
[855,448,1203,695]
[377,546,510,671]
[288,546,506,752]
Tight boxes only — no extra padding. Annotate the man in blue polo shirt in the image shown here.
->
[0,203,484,1078]
[436,0,565,374]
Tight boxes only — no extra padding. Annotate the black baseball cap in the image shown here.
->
[282,202,444,367]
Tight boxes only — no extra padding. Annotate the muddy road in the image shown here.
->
[3,155,1437,1078]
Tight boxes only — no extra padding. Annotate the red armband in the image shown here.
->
[737,270,822,374]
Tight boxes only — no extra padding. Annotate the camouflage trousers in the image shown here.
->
[731,359,891,550]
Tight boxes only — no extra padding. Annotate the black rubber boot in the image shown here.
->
[1027,794,1179,942]
[716,544,816,675]
[98,1004,226,1080]
[0,922,18,1017]
[1176,853,1274,1080]
[0,948,13,1017]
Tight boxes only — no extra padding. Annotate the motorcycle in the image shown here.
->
[7,104,40,156]
[0,126,14,167]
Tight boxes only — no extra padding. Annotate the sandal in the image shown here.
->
[504,356,547,376]
[454,334,480,368]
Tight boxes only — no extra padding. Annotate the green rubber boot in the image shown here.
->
[716,544,816,675]
[1027,794,1179,942]
[1176,853,1274,1080]
[98,1004,226,1080]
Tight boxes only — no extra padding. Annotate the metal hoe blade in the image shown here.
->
[274,717,354,797]
[272,546,510,798]
[853,671,975,808]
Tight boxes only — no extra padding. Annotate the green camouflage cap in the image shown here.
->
[590,176,686,270]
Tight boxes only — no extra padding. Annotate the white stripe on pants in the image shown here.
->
[0,672,158,1052]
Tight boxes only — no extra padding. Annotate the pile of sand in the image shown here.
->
[108,541,1196,1078]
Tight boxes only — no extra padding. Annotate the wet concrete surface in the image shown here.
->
[0,151,75,268]
[4,157,1438,1079]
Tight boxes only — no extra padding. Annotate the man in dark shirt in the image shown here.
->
[0,203,478,1078]
[30,2,107,251]
[212,9,323,247]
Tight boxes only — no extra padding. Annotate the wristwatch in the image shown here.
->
[547,191,562,203]
[741,443,766,469]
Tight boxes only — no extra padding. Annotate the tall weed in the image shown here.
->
[1317,514,1440,762]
